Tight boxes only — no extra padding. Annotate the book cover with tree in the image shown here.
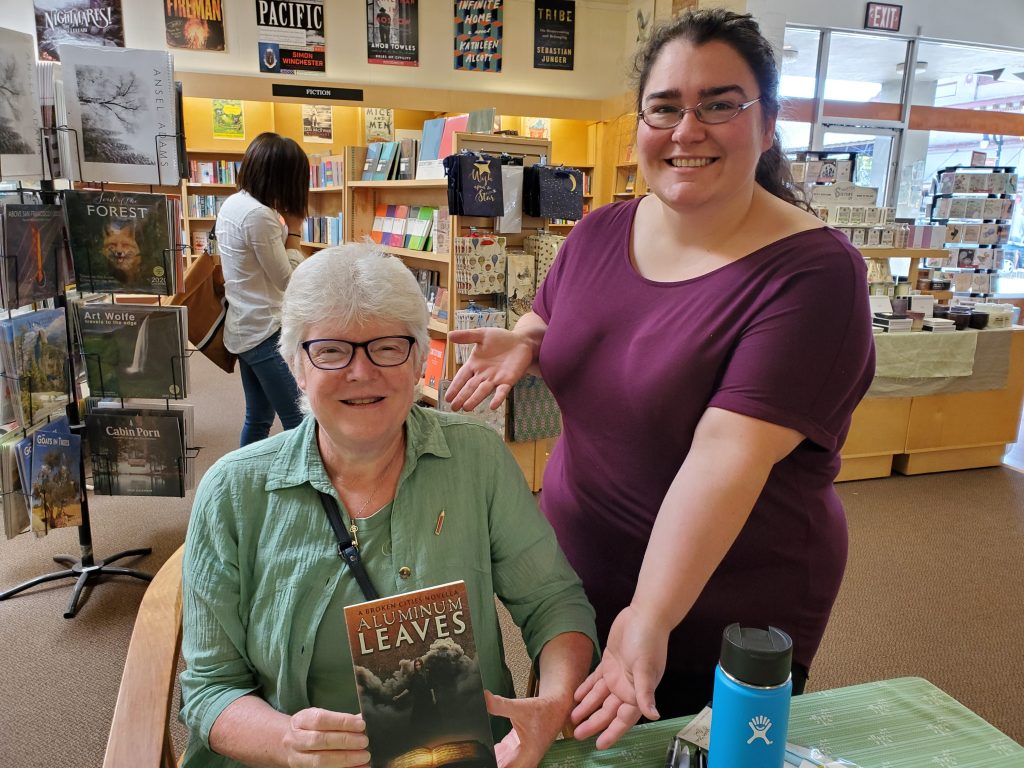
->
[29,427,82,534]
[344,581,497,768]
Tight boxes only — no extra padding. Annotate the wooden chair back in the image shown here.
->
[103,544,185,768]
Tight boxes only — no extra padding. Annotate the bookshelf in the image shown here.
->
[179,149,244,267]
[344,133,558,489]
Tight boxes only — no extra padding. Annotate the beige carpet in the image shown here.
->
[0,351,1022,768]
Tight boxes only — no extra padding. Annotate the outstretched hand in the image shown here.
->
[445,327,534,411]
[486,689,571,768]
[571,607,667,749]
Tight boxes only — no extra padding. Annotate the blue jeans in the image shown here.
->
[237,330,303,446]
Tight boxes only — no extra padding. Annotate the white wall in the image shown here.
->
[759,0,1024,50]
[0,0,629,101]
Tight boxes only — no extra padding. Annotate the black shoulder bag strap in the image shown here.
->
[317,490,380,601]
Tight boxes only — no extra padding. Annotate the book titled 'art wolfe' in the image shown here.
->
[344,581,497,768]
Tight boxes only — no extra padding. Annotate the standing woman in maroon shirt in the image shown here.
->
[446,8,875,747]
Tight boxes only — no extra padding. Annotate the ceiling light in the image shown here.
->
[895,60,928,75]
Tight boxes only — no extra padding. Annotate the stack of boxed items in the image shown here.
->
[808,183,903,247]
[936,170,1018,196]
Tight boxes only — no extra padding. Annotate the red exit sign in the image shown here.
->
[864,2,902,32]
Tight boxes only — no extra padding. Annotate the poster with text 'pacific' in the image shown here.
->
[255,0,325,75]
[454,0,502,73]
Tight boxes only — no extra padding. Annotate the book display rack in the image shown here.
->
[0,118,195,618]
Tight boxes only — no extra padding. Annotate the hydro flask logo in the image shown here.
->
[747,715,774,745]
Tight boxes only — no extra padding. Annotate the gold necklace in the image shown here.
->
[343,443,402,550]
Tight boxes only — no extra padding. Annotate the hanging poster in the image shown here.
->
[255,0,325,76]
[454,0,503,73]
[302,105,332,143]
[164,0,226,51]
[366,0,419,66]
[212,99,244,139]
[534,0,574,71]
[364,108,394,142]
[33,0,125,62]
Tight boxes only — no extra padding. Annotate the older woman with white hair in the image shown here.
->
[179,243,597,768]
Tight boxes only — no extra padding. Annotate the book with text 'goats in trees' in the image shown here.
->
[344,580,497,768]
[63,189,177,295]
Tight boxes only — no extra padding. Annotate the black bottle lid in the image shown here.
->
[719,624,793,687]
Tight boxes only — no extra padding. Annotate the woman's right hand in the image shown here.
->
[445,328,534,411]
[280,708,371,767]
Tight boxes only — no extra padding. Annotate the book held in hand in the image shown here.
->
[344,581,497,768]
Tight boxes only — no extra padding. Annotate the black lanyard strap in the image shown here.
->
[317,490,380,601]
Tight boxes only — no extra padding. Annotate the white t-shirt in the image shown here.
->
[215,190,303,354]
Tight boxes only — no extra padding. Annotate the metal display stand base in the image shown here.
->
[0,547,152,619]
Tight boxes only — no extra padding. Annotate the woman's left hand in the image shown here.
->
[570,606,668,749]
[485,689,572,768]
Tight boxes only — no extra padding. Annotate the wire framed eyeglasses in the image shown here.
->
[301,336,416,370]
[638,97,761,129]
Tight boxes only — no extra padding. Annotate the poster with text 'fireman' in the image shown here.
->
[454,0,502,73]
[255,0,325,75]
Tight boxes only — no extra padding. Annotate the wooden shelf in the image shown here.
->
[428,318,448,334]
[300,241,331,249]
[860,248,948,259]
[383,245,448,264]
[186,182,235,188]
[309,186,346,193]
[420,386,438,406]
[348,179,447,189]
[188,216,217,221]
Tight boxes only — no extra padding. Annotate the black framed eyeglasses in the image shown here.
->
[638,97,761,129]
[301,336,416,370]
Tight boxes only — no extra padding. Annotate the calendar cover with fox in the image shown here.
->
[344,580,497,768]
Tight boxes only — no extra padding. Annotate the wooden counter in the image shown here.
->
[837,326,1024,480]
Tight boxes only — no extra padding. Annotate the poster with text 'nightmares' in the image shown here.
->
[34,0,124,62]
[256,0,325,75]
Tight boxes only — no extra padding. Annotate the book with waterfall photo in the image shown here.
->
[74,302,188,399]
[58,43,180,184]
[0,308,70,429]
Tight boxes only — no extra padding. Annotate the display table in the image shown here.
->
[838,326,1024,480]
[540,677,1022,767]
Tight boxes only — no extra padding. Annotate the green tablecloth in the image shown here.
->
[540,677,1022,767]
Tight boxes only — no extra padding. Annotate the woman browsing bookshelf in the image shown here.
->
[445,8,875,748]
[216,132,308,446]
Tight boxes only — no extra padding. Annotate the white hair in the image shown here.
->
[279,243,431,381]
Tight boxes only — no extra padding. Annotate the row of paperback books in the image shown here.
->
[370,205,435,251]
[361,139,420,182]
[309,153,346,188]
[188,159,240,186]
[302,215,344,247]
[1,190,184,307]
[187,195,227,219]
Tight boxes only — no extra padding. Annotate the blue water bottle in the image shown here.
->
[708,624,793,768]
